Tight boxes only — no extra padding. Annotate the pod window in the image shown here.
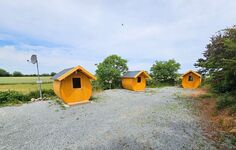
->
[188,76,193,81]
[137,77,141,83]
[72,78,81,88]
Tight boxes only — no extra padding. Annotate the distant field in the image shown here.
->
[0,77,53,94]
[0,76,52,84]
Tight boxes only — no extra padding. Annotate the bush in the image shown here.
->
[146,79,175,88]
[216,93,236,110]
[150,59,180,85]
[0,89,56,105]
[146,79,157,88]
[0,91,30,104]
[50,72,56,76]
[92,80,103,91]
[28,89,55,98]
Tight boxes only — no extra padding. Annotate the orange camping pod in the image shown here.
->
[52,66,96,105]
[181,70,201,89]
[122,70,151,91]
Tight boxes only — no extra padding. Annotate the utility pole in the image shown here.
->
[28,54,42,99]
[36,59,42,98]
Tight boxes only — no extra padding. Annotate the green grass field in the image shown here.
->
[0,76,52,84]
[0,77,53,94]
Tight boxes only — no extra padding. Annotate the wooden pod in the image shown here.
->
[52,66,96,105]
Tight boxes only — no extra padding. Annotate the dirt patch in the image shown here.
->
[184,88,236,147]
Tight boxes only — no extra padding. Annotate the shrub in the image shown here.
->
[28,89,55,98]
[216,93,236,110]
[50,72,56,76]
[0,91,30,104]
[92,80,103,91]
[0,89,56,105]
[150,59,180,85]
[146,79,157,88]
[231,104,236,113]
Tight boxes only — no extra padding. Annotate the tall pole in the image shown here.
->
[36,60,42,99]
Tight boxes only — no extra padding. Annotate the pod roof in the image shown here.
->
[52,66,96,81]
[122,70,151,79]
[181,70,201,78]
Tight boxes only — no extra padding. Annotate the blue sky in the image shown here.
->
[0,0,236,74]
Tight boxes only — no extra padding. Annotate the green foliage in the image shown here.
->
[0,89,55,106]
[12,71,23,77]
[28,89,55,98]
[216,93,236,110]
[195,26,236,93]
[150,59,180,85]
[147,79,174,88]
[96,55,128,89]
[41,73,50,76]
[91,80,103,91]
[50,72,56,76]
[0,91,30,104]
[0,68,10,76]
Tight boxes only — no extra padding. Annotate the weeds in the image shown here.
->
[53,98,67,110]
[0,91,29,106]
[198,93,215,99]
[0,89,56,106]
[216,93,236,112]
[90,95,101,102]
[145,89,157,95]
[28,89,55,98]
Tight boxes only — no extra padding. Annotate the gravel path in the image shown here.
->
[0,87,220,150]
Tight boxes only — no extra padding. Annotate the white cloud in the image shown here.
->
[0,45,97,74]
[0,0,236,74]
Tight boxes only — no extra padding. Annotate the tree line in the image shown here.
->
[0,68,56,77]
[95,55,181,90]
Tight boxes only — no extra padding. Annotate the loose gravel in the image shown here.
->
[0,87,224,150]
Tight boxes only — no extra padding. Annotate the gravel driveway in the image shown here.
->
[0,87,223,150]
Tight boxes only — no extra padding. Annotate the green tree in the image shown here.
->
[195,26,236,93]
[0,68,10,76]
[41,73,50,76]
[150,59,180,85]
[96,55,128,89]
[50,72,56,76]
[12,71,23,77]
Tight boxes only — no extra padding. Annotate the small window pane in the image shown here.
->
[73,78,81,88]
[137,77,141,83]
[188,76,193,81]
